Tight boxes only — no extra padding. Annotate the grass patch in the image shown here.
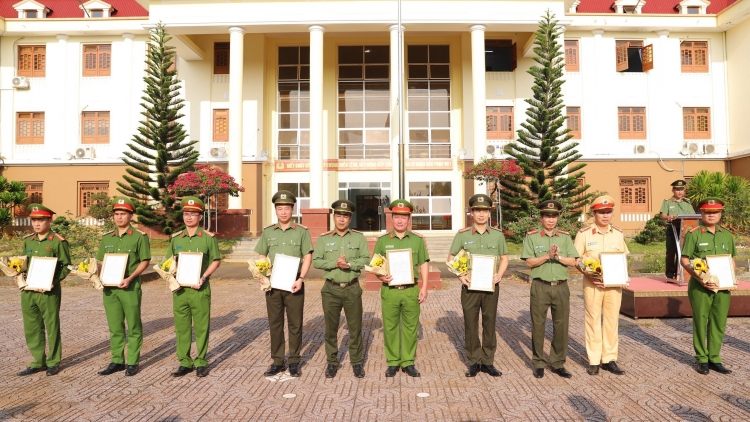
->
[625,239,667,255]
[150,237,240,257]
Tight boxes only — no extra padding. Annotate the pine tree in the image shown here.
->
[117,23,198,235]
[500,11,593,224]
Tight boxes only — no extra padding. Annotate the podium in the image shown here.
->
[672,214,701,286]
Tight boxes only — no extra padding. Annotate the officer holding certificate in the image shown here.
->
[521,200,579,379]
[680,197,735,375]
[18,204,71,377]
[167,197,221,378]
[660,180,694,280]
[96,197,151,377]
[255,190,313,378]
[447,194,508,378]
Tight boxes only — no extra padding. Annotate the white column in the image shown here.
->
[228,27,245,209]
[389,24,404,199]
[122,33,134,153]
[591,29,604,154]
[309,25,325,208]
[654,30,670,150]
[56,34,69,158]
[470,25,486,195]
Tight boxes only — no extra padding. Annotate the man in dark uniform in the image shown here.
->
[521,200,579,379]
[18,203,71,377]
[447,194,508,378]
[660,180,694,279]
[255,190,313,378]
[313,199,370,378]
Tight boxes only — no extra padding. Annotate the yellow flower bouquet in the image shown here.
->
[0,256,28,290]
[247,257,273,292]
[691,258,721,292]
[153,257,180,292]
[576,252,603,280]
[364,254,389,276]
[692,259,708,275]
[446,250,471,277]
[67,257,102,290]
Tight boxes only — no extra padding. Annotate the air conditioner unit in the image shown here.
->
[75,147,95,159]
[703,144,715,154]
[687,143,700,154]
[634,144,647,154]
[12,76,29,89]
[486,145,496,154]
[210,147,227,158]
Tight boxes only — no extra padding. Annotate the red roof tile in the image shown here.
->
[0,0,147,19]
[575,0,738,14]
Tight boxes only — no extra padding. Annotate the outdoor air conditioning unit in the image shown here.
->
[210,147,227,158]
[688,143,700,154]
[633,144,647,154]
[703,144,715,154]
[486,145,496,154]
[12,76,29,89]
[75,147,95,159]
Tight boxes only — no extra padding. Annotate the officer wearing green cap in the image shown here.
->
[372,199,429,377]
[447,194,508,378]
[167,196,221,378]
[660,180,694,279]
[95,196,151,377]
[18,203,71,377]
[521,200,579,379]
[255,190,313,378]
[681,197,735,376]
[312,199,370,379]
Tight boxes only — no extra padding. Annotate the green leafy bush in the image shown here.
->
[51,213,104,262]
[0,231,27,257]
[504,197,585,243]
[640,253,666,273]
[634,213,668,245]
[686,170,750,232]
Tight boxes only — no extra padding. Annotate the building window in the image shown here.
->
[213,109,228,142]
[408,45,450,159]
[485,40,517,72]
[17,112,44,144]
[618,107,646,139]
[681,41,708,73]
[278,46,310,160]
[616,40,653,72]
[18,46,46,77]
[619,178,649,212]
[486,107,514,140]
[216,193,229,210]
[338,45,390,160]
[91,9,104,17]
[687,6,700,14]
[83,44,111,76]
[683,108,710,139]
[14,182,43,217]
[277,183,310,223]
[567,107,581,139]
[564,40,579,72]
[25,10,37,18]
[409,181,452,230]
[82,112,110,144]
[79,182,109,216]
[214,42,229,74]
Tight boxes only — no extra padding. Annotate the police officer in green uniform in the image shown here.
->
[680,197,735,376]
[255,190,313,378]
[373,199,429,377]
[660,180,695,279]
[521,200,580,379]
[313,199,370,379]
[447,194,508,378]
[17,204,71,377]
[96,197,151,377]
[167,196,221,378]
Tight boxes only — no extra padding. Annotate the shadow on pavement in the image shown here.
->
[620,324,693,366]
[211,317,269,367]
[0,403,38,421]
[435,310,466,365]
[670,405,710,421]
[361,311,381,364]
[567,394,608,422]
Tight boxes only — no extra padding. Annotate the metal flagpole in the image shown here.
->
[397,0,405,199]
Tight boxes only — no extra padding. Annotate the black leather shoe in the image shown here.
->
[533,368,544,378]
[465,363,481,377]
[325,364,338,379]
[481,364,502,377]
[385,366,399,377]
[196,366,209,377]
[171,366,193,377]
[402,365,421,377]
[289,363,301,377]
[601,361,625,375]
[263,364,285,377]
[98,363,126,376]
[353,364,365,378]
[587,365,599,375]
[553,367,573,378]
[17,366,46,376]
[125,365,139,376]
[708,362,732,374]
[46,366,60,376]
[696,363,709,375]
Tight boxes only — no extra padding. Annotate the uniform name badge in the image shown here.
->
[270,253,301,292]
[600,252,629,287]
[176,252,204,287]
[25,256,58,292]
[386,249,414,286]
[100,253,129,286]
[469,254,497,292]
[705,255,737,290]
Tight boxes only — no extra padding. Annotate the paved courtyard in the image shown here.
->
[2,266,750,421]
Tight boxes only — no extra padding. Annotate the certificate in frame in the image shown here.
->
[600,252,629,287]
[270,254,301,292]
[176,252,204,287]
[386,249,414,286]
[468,254,497,292]
[705,255,736,290]
[25,256,58,291]
[100,253,129,286]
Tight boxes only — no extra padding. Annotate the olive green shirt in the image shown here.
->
[254,222,313,272]
[313,229,370,283]
[659,197,695,216]
[521,227,579,281]
[449,225,508,259]
[96,226,151,283]
[681,224,736,259]
[373,230,430,279]
[166,227,221,275]
[23,231,72,286]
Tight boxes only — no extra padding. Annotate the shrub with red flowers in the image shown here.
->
[463,158,523,185]
[167,164,245,199]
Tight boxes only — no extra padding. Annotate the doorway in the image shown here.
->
[339,181,391,232]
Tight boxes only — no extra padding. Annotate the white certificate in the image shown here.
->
[25,257,58,291]
[705,255,736,290]
[176,252,204,287]
[270,254,301,292]
[386,249,414,286]
[100,253,129,286]
[469,254,496,292]
[600,252,629,287]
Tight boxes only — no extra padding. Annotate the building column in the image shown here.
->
[228,26,245,209]
[389,24,404,199]
[470,25,486,195]
[121,33,135,152]
[56,34,69,158]
[591,29,604,154]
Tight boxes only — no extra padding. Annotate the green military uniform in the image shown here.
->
[660,180,695,279]
[312,200,370,367]
[21,204,71,371]
[255,190,313,367]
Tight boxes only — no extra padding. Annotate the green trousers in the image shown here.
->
[381,284,420,367]
[321,281,363,365]
[265,286,305,365]
[461,285,500,366]
[688,278,730,363]
[173,282,211,368]
[21,286,62,368]
[103,283,143,365]
[530,279,570,369]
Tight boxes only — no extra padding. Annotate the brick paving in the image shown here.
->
[2,270,750,421]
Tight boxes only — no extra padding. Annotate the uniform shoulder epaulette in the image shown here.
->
[54,233,66,241]
[320,230,334,236]
[459,227,472,233]
[204,230,215,237]
[103,230,114,236]
[611,225,622,232]
[578,227,589,233]
[296,223,308,230]
[136,229,147,236]
[350,229,363,234]
[558,230,570,235]
[688,226,700,233]
[171,230,184,238]
[526,229,538,235]
[23,232,35,239]
[411,231,425,238]
[378,232,390,239]
[262,223,276,230]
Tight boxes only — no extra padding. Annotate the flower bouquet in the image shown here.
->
[446,250,471,277]
[67,257,102,290]
[153,257,180,292]
[576,251,603,280]
[364,254,388,276]
[247,257,272,292]
[692,258,720,293]
[0,256,28,290]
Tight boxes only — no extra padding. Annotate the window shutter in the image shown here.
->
[632,108,646,139]
[565,40,579,72]
[83,45,99,76]
[79,183,109,216]
[486,107,513,140]
[486,107,499,140]
[619,178,650,212]
[98,45,111,76]
[510,43,517,71]
[214,42,230,74]
[616,44,629,72]
[642,44,654,71]
[693,42,708,72]
[567,107,581,139]
[18,46,33,77]
[14,182,43,217]
[213,109,229,142]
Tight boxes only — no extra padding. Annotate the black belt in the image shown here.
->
[383,281,417,290]
[533,278,567,286]
[326,279,359,288]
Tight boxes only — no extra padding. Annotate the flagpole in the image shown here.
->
[397,0,405,199]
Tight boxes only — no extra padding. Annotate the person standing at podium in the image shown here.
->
[660,180,694,280]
